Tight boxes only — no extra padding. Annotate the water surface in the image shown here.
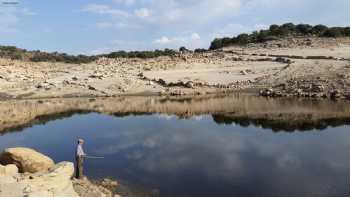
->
[1,95,350,197]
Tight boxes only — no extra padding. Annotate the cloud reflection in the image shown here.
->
[87,115,350,196]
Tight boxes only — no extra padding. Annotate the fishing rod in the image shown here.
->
[84,155,105,159]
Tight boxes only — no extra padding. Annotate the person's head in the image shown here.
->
[78,139,84,145]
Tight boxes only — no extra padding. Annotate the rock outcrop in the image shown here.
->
[0,162,78,197]
[0,147,54,173]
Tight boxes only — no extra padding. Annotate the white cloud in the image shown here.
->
[96,21,141,29]
[153,32,203,49]
[132,0,243,25]
[82,0,244,27]
[82,3,129,17]
[96,22,114,29]
[212,23,249,38]
[20,8,36,16]
[0,6,36,33]
[134,8,150,18]
[0,7,18,32]
[154,36,171,44]
[212,23,268,39]
[191,33,201,40]
[87,39,152,55]
[113,0,136,6]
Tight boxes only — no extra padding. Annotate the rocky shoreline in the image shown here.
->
[0,147,121,197]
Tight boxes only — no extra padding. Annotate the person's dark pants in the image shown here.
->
[75,156,84,179]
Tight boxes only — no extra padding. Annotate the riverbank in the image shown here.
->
[0,37,349,100]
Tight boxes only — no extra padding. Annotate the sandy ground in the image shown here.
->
[0,37,349,99]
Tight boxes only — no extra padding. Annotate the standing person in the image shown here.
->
[75,138,86,179]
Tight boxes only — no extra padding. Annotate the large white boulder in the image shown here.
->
[0,147,54,173]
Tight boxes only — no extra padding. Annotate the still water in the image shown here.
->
[1,95,350,197]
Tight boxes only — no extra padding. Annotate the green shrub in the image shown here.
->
[344,27,350,36]
[194,48,207,53]
[322,27,344,37]
[295,24,313,35]
[236,33,250,44]
[312,24,328,35]
[209,38,224,50]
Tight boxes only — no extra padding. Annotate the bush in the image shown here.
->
[322,27,344,37]
[295,24,313,35]
[344,27,350,36]
[312,25,328,35]
[179,46,188,53]
[194,48,207,53]
[236,34,250,45]
[209,38,224,50]
[281,23,296,32]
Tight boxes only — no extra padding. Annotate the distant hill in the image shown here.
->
[209,23,350,50]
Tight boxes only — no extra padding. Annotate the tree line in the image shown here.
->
[209,23,350,50]
[0,46,181,64]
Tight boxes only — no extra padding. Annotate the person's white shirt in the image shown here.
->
[76,144,85,157]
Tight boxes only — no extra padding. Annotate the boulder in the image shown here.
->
[260,88,274,97]
[240,70,248,75]
[330,90,341,100]
[0,162,79,197]
[0,147,54,173]
[184,81,194,88]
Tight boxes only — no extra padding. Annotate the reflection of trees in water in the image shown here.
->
[1,94,350,134]
[212,114,350,132]
[2,110,350,135]
[112,112,152,117]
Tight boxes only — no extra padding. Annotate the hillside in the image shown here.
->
[210,23,350,50]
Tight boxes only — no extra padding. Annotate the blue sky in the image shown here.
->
[0,0,349,54]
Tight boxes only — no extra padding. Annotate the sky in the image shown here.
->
[0,0,349,55]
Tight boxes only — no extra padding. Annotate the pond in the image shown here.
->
[1,94,350,197]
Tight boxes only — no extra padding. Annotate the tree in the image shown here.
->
[236,33,250,45]
[281,23,296,31]
[269,24,279,32]
[209,38,223,50]
[312,24,328,35]
[322,27,343,37]
[179,46,188,53]
[194,48,207,53]
[296,24,313,35]
[344,27,350,36]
